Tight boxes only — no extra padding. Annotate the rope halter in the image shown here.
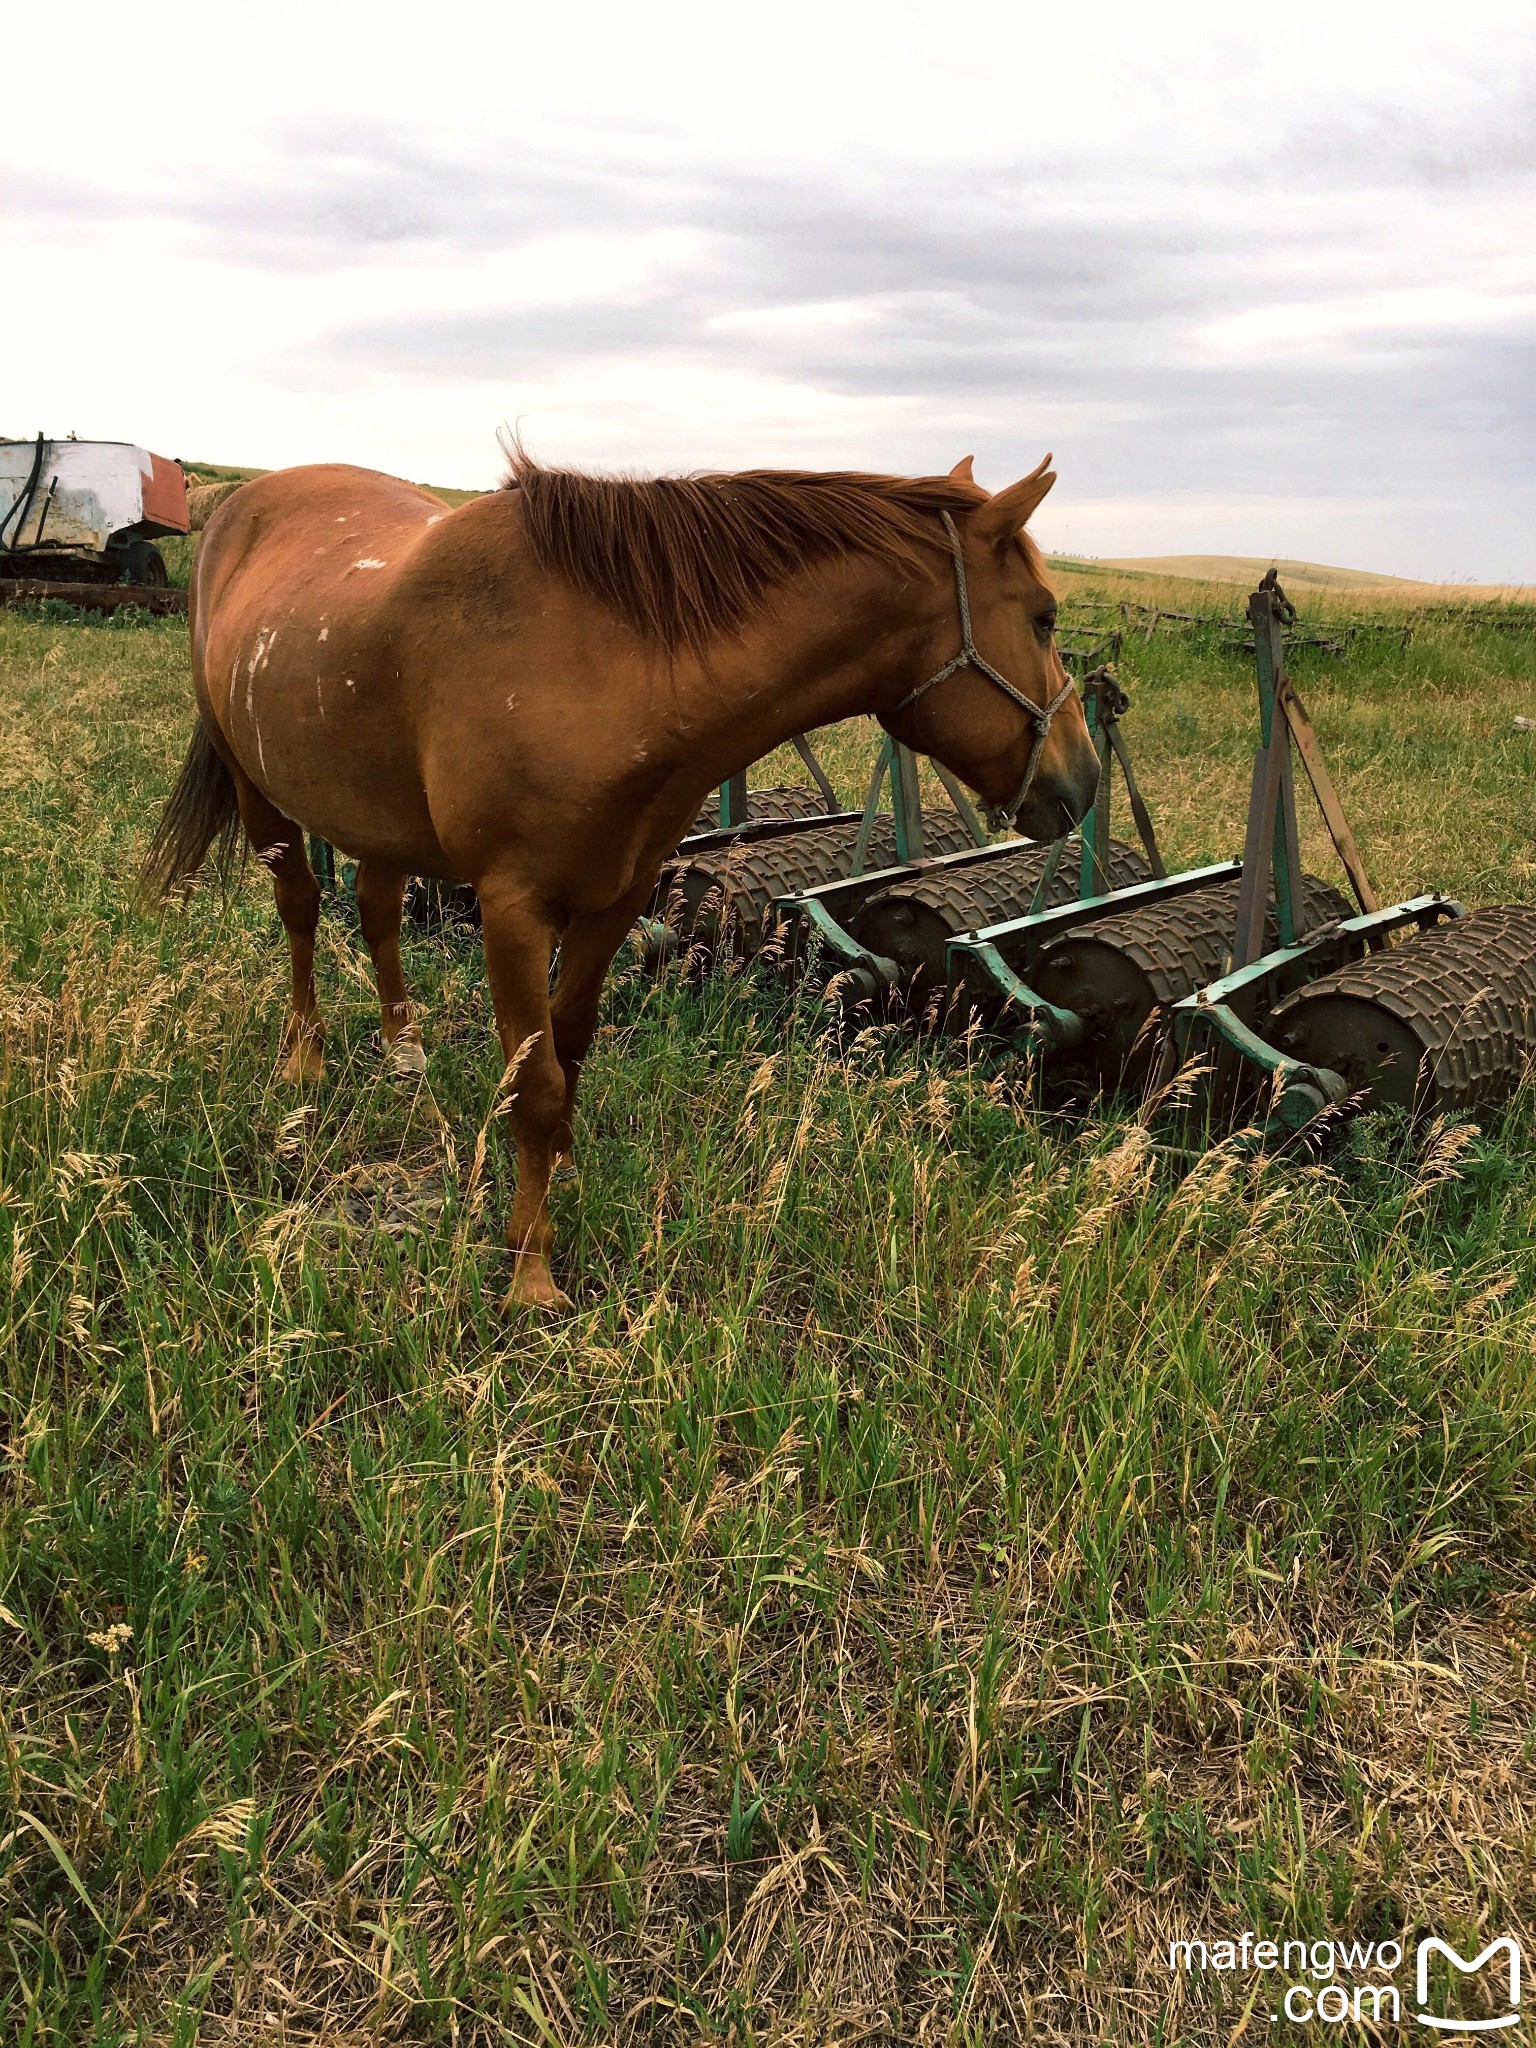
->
[891,511,1077,833]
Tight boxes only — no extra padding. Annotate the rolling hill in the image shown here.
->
[1084,554,1530,600]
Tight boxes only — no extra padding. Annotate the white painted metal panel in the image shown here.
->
[0,439,154,554]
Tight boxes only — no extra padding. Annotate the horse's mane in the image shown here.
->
[502,449,981,658]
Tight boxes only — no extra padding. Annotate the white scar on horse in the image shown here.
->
[244,628,277,776]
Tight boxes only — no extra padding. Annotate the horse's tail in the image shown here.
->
[139,721,245,900]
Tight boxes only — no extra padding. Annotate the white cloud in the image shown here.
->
[1202,284,1536,360]
[3,0,1533,576]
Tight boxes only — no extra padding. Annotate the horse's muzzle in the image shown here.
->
[1014,731,1099,840]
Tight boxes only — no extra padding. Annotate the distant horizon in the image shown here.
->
[175,449,1527,591]
[11,423,1527,591]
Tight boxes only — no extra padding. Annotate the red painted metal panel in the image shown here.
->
[139,452,190,534]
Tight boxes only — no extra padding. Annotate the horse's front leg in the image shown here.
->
[476,873,569,1311]
[548,877,660,1163]
[231,776,325,1084]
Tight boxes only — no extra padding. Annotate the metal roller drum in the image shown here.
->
[660,813,976,958]
[1031,872,1353,1090]
[689,785,825,835]
[1266,906,1536,1113]
[848,836,1155,999]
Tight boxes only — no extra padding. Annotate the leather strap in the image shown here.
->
[893,513,1076,831]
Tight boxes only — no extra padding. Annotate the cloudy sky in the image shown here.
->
[5,1,1532,578]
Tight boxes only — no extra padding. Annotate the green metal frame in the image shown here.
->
[782,836,1042,998]
[717,733,845,830]
[848,735,989,874]
[1232,578,1306,966]
[718,771,750,829]
[740,576,1464,1137]
[307,835,336,890]
[760,735,1000,993]
[1076,668,1166,897]
[943,571,1461,1116]
[1078,680,1111,898]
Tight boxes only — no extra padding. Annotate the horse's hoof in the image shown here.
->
[386,1034,427,1078]
[281,1042,325,1085]
[503,1259,572,1313]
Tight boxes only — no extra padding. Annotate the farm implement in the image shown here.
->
[1160,577,1536,1131]
[643,733,984,966]
[1,435,190,611]
[770,575,1536,1137]
[774,666,1167,1014]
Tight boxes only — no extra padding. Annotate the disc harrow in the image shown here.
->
[779,573,1536,1137]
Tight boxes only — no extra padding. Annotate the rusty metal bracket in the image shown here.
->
[1275,679,1379,914]
[791,733,841,814]
[1080,669,1166,893]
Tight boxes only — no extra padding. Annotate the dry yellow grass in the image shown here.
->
[1082,554,1534,602]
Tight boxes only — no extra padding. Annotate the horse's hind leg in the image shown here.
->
[354,861,424,1075]
[232,780,325,1083]
[476,873,568,1311]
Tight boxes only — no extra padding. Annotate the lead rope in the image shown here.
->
[892,511,1078,833]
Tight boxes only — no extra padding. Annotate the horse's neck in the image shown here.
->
[678,555,944,773]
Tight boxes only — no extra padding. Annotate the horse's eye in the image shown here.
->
[1033,609,1057,646]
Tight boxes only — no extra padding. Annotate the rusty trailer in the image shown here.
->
[1,435,189,590]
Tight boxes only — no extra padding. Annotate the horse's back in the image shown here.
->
[192,465,463,863]
[196,464,446,611]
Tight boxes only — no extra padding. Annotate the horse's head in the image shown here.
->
[883,454,1099,840]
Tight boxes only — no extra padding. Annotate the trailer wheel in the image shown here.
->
[106,539,169,586]
[124,540,169,586]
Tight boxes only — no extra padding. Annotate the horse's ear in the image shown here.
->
[949,455,976,484]
[971,453,1055,548]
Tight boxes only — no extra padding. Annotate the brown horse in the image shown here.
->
[143,450,1098,1306]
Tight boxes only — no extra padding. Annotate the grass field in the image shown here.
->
[4,568,1536,2043]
